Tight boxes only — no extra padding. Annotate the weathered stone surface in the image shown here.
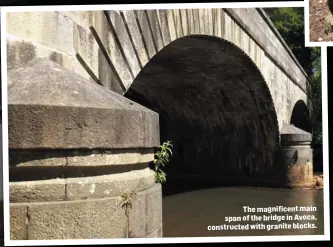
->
[128,183,162,237]
[10,179,66,203]
[277,124,313,188]
[73,23,99,80]
[8,59,160,149]
[9,150,67,167]
[10,204,27,240]
[10,167,155,202]
[198,9,205,34]
[7,12,74,54]
[6,36,92,80]
[59,11,93,28]
[66,168,155,200]
[66,150,154,167]
[6,9,310,127]
[192,9,200,34]
[173,9,183,38]
[27,197,127,239]
[166,10,177,41]
[122,10,150,67]
[281,124,312,143]
[146,10,164,52]
[135,10,156,59]
[92,11,133,91]
[22,183,162,239]
[207,9,214,35]
[106,11,141,77]
[9,149,153,170]
[186,9,194,35]
[179,9,188,36]
[156,10,171,46]
[145,224,163,238]
[146,183,163,234]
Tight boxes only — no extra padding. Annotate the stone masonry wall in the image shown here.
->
[8,59,162,240]
[6,8,309,132]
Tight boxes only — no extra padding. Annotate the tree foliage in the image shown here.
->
[309,57,322,145]
[264,7,321,76]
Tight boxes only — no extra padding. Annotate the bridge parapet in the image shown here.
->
[226,8,310,94]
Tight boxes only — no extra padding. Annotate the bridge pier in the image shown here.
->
[8,59,162,240]
[277,124,313,188]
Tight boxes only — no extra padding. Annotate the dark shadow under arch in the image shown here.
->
[124,35,280,192]
[290,100,312,133]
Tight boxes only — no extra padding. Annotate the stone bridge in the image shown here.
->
[6,8,313,240]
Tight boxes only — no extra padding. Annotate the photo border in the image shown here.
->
[1,2,330,245]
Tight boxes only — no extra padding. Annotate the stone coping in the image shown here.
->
[8,59,160,149]
[10,148,154,168]
[280,124,312,144]
[10,167,156,202]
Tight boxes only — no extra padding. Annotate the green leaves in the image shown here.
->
[153,141,173,183]
[264,8,320,76]
[155,169,167,184]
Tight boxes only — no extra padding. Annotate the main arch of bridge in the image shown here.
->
[125,35,280,183]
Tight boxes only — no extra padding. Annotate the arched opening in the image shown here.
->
[290,100,312,133]
[290,100,321,172]
[124,35,280,194]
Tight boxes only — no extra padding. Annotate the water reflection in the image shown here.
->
[162,186,324,237]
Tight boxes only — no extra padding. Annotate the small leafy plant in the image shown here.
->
[153,140,173,183]
[120,189,137,217]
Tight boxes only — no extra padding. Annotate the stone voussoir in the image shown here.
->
[8,59,160,150]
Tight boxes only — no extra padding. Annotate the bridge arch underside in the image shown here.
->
[125,35,280,185]
[290,100,312,134]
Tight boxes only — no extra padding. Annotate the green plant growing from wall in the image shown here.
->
[153,140,173,183]
[120,189,137,238]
